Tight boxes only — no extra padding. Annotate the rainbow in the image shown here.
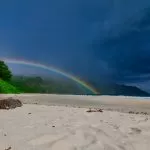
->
[0,58,98,94]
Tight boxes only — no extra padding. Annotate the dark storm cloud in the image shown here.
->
[1,0,150,87]
[90,2,150,84]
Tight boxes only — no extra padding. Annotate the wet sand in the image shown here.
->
[1,94,150,114]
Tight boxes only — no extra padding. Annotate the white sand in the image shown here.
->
[0,94,150,150]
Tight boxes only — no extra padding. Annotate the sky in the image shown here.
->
[1,0,150,92]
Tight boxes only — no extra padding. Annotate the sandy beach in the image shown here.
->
[0,94,150,150]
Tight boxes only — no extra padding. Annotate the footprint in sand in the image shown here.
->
[138,117,148,123]
[51,140,74,150]
[130,127,142,134]
[29,134,67,146]
[100,120,103,123]
[130,116,136,122]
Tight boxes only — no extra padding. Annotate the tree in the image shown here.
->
[0,60,12,81]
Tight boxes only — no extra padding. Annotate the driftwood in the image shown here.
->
[0,97,22,110]
[129,111,148,115]
[5,146,11,150]
[86,108,103,113]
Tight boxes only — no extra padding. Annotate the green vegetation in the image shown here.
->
[0,79,20,94]
[0,60,20,93]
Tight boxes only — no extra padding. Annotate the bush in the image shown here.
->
[0,60,12,81]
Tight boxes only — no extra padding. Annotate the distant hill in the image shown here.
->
[91,81,150,97]
[10,75,90,94]
[107,84,150,97]
[9,75,150,96]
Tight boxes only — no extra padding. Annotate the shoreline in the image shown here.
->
[1,94,150,114]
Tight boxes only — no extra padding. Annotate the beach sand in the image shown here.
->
[0,94,150,150]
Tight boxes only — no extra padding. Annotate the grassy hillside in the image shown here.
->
[0,79,21,94]
[0,76,93,95]
[10,76,90,94]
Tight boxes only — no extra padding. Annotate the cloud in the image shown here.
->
[89,1,150,84]
[88,0,150,40]
[1,0,150,89]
